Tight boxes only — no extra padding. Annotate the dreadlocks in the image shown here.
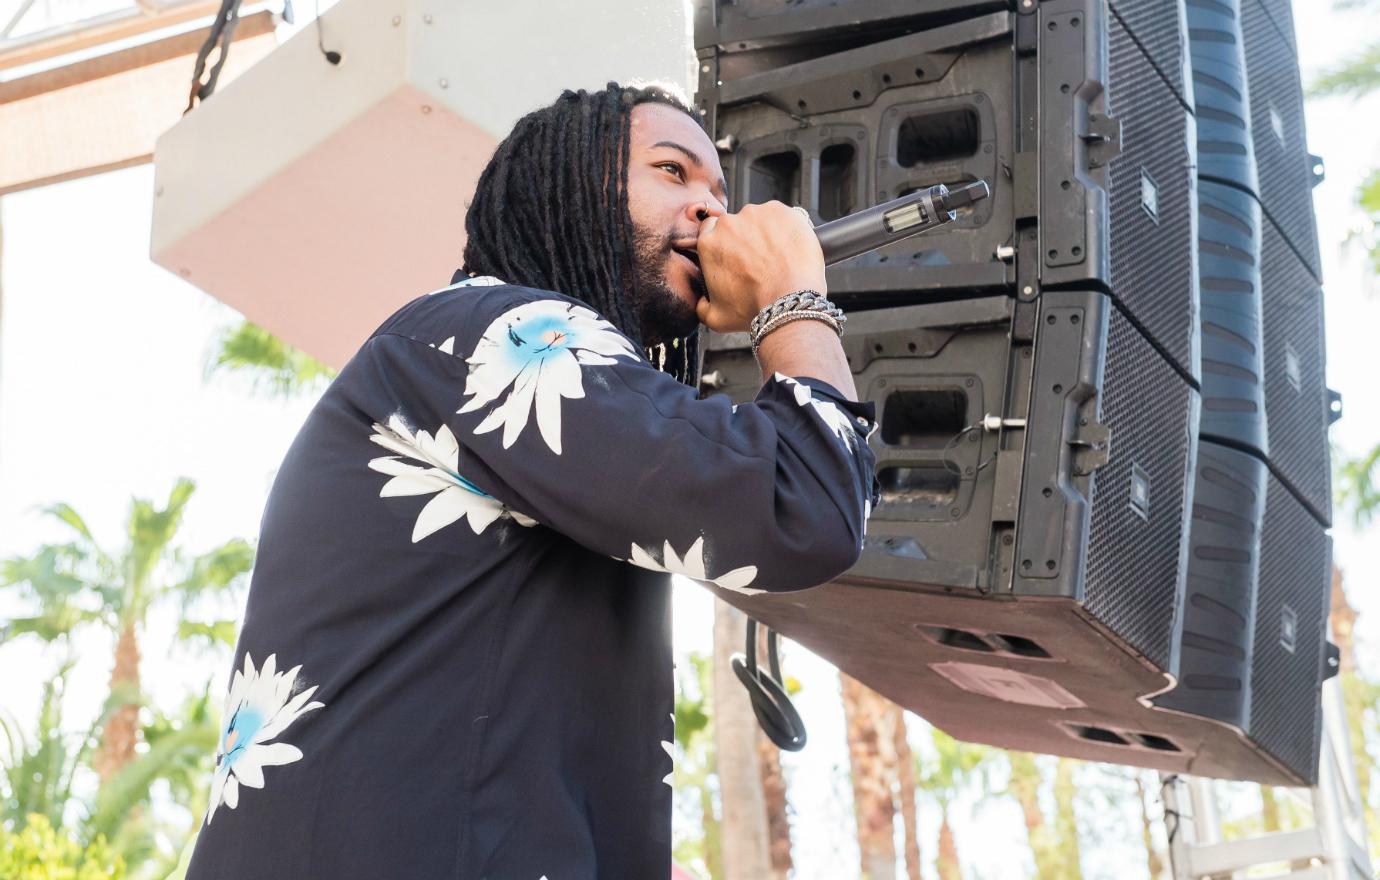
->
[461,81,705,386]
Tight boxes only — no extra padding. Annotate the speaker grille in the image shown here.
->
[1252,0,1298,48]
[1242,0,1321,280]
[1155,442,1264,728]
[1109,0,1189,107]
[1198,181,1267,453]
[1250,474,1329,783]
[1185,0,1258,192]
[1108,15,1200,382]
[1084,304,1198,672]
[1260,218,1330,524]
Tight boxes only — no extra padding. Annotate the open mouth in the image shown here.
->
[671,245,701,275]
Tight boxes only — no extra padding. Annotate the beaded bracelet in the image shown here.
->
[750,310,843,356]
[749,289,845,338]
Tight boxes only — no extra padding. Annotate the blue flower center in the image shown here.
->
[507,314,576,360]
[220,706,264,767]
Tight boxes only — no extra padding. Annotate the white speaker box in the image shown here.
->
[152,0,693,368]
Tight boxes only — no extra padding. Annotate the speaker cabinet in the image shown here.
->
[697,0,1201,383]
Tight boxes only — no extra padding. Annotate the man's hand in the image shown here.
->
[694,201,827,334]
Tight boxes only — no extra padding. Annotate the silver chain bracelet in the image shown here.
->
[750,307,845,357]
[749,289,846,339]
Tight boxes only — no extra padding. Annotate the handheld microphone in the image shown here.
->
[813,181,990,266]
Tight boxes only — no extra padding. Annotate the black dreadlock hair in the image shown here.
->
[460,81,705,386]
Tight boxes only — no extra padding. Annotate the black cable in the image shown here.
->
[184,0,244,114]
[732,617,807,751]
[314,0,340,64]
[1159,773,1181,845]
[941,420,997,477]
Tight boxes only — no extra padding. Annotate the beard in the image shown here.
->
[629,221,707,346]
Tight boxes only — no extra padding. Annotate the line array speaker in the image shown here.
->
[696,0,1202,384]
[694,0,1334,786]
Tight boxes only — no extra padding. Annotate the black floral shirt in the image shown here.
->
[185,276,878,879]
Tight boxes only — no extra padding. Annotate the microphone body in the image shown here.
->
[813,181,990,266]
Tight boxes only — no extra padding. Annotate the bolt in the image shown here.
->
[1022,285,1034,296]
[964,466,974,476]
[965,377,975,387]
[950,508,961,518]
[439,78,449,88]
[392,14,400,25]
[423,13,433,23]
[1002,534,1013,546]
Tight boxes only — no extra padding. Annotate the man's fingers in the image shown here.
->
[695,294,714,327]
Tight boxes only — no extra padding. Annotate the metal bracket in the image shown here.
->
[1309,152,1326,188]
[1324,641,1341,681]
[1071,420,1111,475]
[1083,113,1121,169]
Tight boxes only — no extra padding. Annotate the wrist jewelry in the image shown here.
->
[749,289,846,339]
[750,310,843,356]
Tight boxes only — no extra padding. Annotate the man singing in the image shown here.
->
[187,81,878,878]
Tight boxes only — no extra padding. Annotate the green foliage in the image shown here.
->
[2,485,252,876]
[208,320,335,397]
[0,662,98,830]
[1,480,253,652]
[916,727,999,808]
[86,697,218,843]
[672,652,721,880]
[0,814,126,880]
[1337,440,1380,527]
[1310,2,1380,523]
[1307,41,1380,100]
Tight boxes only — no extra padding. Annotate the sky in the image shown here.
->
[1,2,1378,878]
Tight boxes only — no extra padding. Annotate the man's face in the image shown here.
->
[624,102,729,346]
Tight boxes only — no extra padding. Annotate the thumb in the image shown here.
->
[695,293,715,327]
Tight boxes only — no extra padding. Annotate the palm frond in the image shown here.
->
[1308,40,1380,99]
[169,539,254,608]
[207,320,336,397]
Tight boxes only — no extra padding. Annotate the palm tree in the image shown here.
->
[206,320,335,397]
[673,651,722,879]
[915,728,999,880]
[712,600,771,879]
[0,659,97,830]
[839,672,900,879]
[0,663,219,876]
[743,625,795,880]
[894,715,922,880]
[1,479,253,784]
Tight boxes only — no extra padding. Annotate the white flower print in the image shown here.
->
[662,712,675,787]
[459,299,640,455]
[368,416,536,542]
[429,274,507,296]
[207,653,324,825]
[627,537,763,595]
[773,372,862,450]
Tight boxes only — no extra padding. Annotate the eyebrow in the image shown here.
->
[651,140,729,205]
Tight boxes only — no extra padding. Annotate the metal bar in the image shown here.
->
[2,0,39,40]
[1186,828,1325,876]
[0,0,224,72]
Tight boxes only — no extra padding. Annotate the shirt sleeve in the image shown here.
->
[355,287,880,593]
